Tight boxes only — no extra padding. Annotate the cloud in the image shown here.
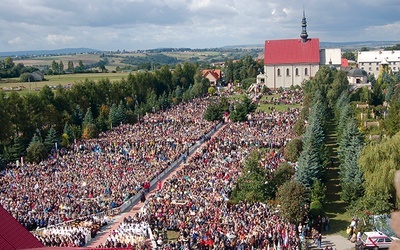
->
[45,34,75,45]
[8,36,23,45]
[0,0,399,52]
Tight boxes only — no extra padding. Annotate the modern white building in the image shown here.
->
[357,50,400,78]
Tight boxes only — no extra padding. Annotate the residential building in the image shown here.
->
[202,69,221,85]
[357,50,400,78]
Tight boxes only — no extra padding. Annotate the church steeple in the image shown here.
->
[300,9,309,43]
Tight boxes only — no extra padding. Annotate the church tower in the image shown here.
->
[300,10,309,43]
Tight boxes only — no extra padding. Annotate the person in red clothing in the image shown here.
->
[157,180,162,191]
[143,181,150,193]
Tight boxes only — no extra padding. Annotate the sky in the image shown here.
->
[1,0,400,52]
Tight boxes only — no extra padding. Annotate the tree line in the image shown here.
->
[0,57,39,79]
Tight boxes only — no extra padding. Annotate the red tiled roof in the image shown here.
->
[264,38,320,65]
[202,69,221,80]
[0,205,44,250]
[341,58,349,67]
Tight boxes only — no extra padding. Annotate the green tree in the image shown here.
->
[44,127,58,152]
[8,136,25,162]
[384,94,400,137]
[309,200,324,219]
[208,86,216,96]
[310,178,326,204]
[266,162,295,199]
[82,108,95,129]
[230,95,256,122]
[284,137,303,163]
[97,104,110,132]
[295,117,307,136]
[67,60,74,72]
[0,92,12,144]
[358,132,400,212]
[51,60,59,74]
[20,72,33,82]
[117,100,127,124]
[338,119,365,204]
[27,135,46,163]
[59,61,64,73]
[342,51,356,61]
[326,70,349,108]
[276,180,307,223]
[109,103,118,127]
[82,123,98,139]
[296,93,327,188]
[3,57,15,69]
[231,150,269,203]
[99,64,106,72]
[204,101,223,121]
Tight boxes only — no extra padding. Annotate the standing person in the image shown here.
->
[157,180,162,191]
[140,190,146,203]
[325,216,330,232]
[317,233,322,248]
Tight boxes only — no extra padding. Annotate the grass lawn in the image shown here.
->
[324,118,352,237]
[257,103,301,113]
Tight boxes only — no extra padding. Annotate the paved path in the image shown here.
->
[308,234,355,250]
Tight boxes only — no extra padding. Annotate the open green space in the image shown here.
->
[257,93,301,113]
[0,72,130,94]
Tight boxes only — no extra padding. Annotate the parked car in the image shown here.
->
[356,231,393,249]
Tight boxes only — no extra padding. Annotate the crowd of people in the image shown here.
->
[99,213,151,248]
[0,88,307,249]
[0,98,217,247]
[137,108,302,249]
[261,89,303,106]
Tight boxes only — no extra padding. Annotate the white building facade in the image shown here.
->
[357,50,400,78]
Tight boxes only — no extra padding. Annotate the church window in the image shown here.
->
[286,68,290,76]
[305,68,308,76]
[295,68,299,76]
[277,69,281,76]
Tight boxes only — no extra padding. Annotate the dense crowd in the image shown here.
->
[0,89,305,249]
[0,98,217,247]
[138,108,301,249]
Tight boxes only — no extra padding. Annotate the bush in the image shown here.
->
[20,73,33,82]
[309,200,324,219]
[284,138,303,162]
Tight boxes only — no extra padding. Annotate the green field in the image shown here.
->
[0,72,130,93]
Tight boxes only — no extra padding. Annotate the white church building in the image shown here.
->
[257,12,342,89]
